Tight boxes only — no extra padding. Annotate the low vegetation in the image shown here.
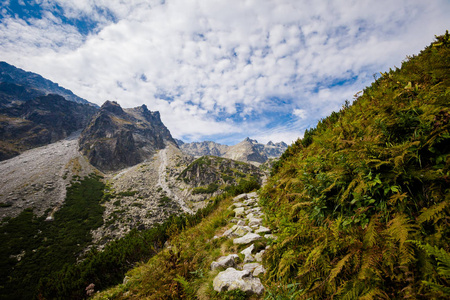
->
[260,32,450,299]
[0,174,105,300]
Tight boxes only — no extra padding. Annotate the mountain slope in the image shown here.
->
[0,61,91,105]
[0,94,97,160]
[79,101,176,172]
[260,32,450,299]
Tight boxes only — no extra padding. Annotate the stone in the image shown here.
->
[211,254,239,271]
[255,226,271,234]
[236,219,246,226]
[264,234,278,240]
[255,250,265,262]
[240,244,255,263]
[233,233,262,245]
[234,207,245,218]
[213,267,264,295]
[253,265,266,276]
[246,192,258,199]
[233,226,253,237]
[248,217,262,227]
[243,263,261,272]
[233,194,248,202]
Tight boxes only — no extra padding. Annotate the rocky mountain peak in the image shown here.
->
[101,100,125,115]
[79,101,176,172]
[243,137,258,144]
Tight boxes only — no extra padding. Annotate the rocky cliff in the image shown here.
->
[0,94,97,160]
[79,101,177,172]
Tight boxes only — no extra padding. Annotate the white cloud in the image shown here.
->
[0,0,449,144]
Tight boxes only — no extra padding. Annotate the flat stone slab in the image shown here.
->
[233,194,248,202]
[213,267,264,295]
[255,226,271,234]
[211,254,239,271]
[242,263,261,272]
[248,217,262,227]
[234,207,246,217]
[233,233,262,245]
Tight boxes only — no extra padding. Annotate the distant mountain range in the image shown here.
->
[177,138,288,165]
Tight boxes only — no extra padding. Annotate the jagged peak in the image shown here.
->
[243,137,258,144]
[267,141,275,146]
[100,100,125,115]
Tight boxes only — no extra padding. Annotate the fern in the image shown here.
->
[328,253,352,283]
[417,199,450,224]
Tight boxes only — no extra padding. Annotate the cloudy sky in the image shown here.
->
[0,0,448,145]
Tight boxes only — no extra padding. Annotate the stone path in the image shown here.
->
[211,192,277,296]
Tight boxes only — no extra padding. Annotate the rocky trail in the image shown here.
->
[211,191,276,296]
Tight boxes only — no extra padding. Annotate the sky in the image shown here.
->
[0,0,449,145]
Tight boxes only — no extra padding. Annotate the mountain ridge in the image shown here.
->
[178,138,288,165]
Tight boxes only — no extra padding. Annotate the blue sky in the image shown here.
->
[0,0,449,145]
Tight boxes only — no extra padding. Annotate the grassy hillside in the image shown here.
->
[260,32,450,299]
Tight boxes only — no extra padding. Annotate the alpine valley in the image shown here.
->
[1,33,450,300]
[0,62,267,299]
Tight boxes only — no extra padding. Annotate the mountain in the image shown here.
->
[0,61,91,105]
[0,94,97,160]
[0,62,98,160]
[178,140,229,156]
[79,101,177,172]
[179,137,288,165]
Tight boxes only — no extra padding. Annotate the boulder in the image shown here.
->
[213,267,264,295]
[233,233,261,245]
[211,254,239,271]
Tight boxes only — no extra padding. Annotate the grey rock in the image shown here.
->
[213,267,264,295]
[233,233,262,245]
[242,263,261,272]
[211,254,239,271]
[255,226,271,234]
[248,218,262,227]
[240,244,255,263]
[255,250,265,262]
[253,265,266,276]
[234,207,245,218]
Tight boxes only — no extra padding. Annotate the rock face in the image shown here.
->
[0,62,98,160]
[79,101,177,172]
[0,94,97,161]
[178,137,288,165]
